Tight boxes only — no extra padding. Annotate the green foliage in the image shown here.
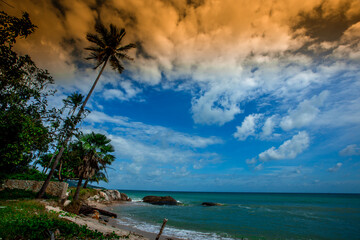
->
[0,189,59,200]
[0,11,36,45]
[0,189,37,200]
[67,186,99,201]
[5,168,50,181]
[0,11,55,176]
[0,200,122,239]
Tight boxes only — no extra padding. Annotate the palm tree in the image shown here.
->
[43,93,84,175]
[57,93,84,180]
[36,21,136,198]
[83,170,109,188]
[73,132,115,201]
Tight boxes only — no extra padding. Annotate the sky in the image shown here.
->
[2,0,360,193]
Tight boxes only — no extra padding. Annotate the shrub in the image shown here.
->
[6,168,52,181]
[0,189,37,200]
[0,200,121,239]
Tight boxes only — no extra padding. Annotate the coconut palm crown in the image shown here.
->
[85,21,136,72]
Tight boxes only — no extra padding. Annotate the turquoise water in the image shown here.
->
[111,191,360,240]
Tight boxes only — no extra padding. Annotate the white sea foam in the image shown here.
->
[131,198,143,202]
[237,204,251,210]
[116,217,236,240]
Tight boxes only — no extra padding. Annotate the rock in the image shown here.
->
[79,204,117,218]
[63,200,71,207]
[120,192,131,201]
[99,191,109,201]
[87,189,132,203]
[92,210,100,220]
[201,202,223,206]
[143,196,178,205]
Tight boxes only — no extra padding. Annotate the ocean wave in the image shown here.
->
[116,217,236,240]
[131,198,143,202]
[237,204,252,210]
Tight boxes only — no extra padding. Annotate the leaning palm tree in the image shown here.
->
[37,21,136,198]
[44,93,84,175]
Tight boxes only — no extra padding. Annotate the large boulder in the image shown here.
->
[87,190,131,203]
[120,192,131,201]
[143,196,178,205]
[201,202,223,206]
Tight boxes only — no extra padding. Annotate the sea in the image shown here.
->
[110,191,360,240]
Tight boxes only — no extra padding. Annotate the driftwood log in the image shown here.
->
[155,218,168,240]
[79,204,117,218]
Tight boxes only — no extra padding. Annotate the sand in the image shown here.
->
[45,203,183,240]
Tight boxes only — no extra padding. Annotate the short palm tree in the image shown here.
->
[37,21,136,198]
[73,132,115,201]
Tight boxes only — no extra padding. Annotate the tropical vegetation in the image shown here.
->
[37,19,136,198]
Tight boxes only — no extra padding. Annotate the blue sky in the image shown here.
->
[5,0,360,192]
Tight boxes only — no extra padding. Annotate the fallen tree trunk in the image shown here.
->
[79,204,117,218]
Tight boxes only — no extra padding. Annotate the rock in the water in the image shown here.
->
[143,196,178,205]
[201,202,223,206]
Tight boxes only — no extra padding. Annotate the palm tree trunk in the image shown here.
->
[83,177,89,188]
[73,176,84,201]
[36,59,108,199]
[58,160,63,181]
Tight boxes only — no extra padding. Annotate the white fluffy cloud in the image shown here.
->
[234,114,263,140]
[280,91,329,131]
[258,131,310,161]
[261,115,278,138]
[103,81,142,101]
[340,144,360,156]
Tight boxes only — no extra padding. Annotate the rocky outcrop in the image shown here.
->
[201,202,223,206]
[79,204,117,218]
[2,179,68,199]
[87,189,131,203]
[143,196,178,205]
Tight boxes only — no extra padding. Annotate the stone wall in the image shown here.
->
[3,179,68,199]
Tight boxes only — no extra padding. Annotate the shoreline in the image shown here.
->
[46,201,185,240]
[91,201,185,240]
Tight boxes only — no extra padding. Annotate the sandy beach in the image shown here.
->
[45,202,183,240]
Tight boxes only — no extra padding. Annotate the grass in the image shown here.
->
[0,188,37,200]
[67,186,99,201]
[0,190,123,239]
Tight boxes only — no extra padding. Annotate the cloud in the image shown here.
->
[261,115,278,138]
[234,114,263,140]
[258,131,310,161]
[246,158,257,165]
[280,91,329,131]
[340,144,360,156]
[86,111,223,148]
[254,163,264,171]
[5,0,360,127]
[103,81,142,101]
[328,162,343,172]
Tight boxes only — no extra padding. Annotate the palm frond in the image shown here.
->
[109,55,124,73]
[117,43,137,52]
[117,28,126,43]
[84,46,103,53]
[116,52,134,61]
[86,33,105,48]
